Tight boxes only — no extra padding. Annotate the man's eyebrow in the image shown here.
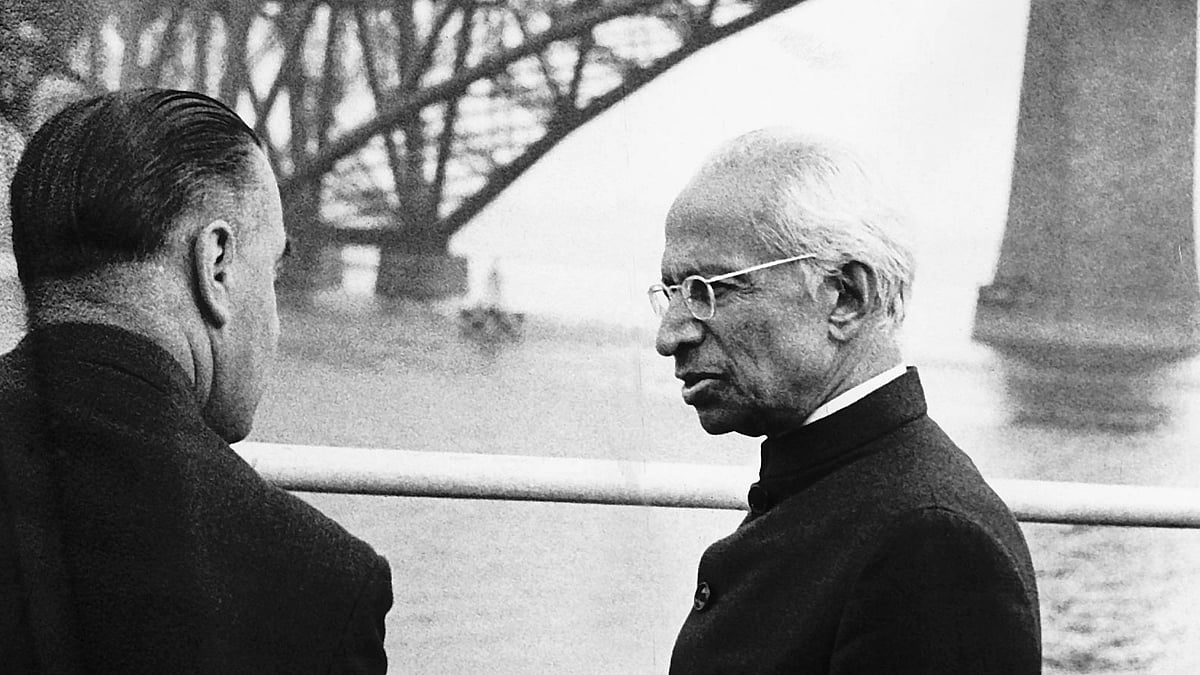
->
[663,264,739,282]
[661,266,708,283]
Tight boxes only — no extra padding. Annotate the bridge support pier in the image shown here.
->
[973,0,1200,429]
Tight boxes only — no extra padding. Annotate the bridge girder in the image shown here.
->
[1,0,809,295]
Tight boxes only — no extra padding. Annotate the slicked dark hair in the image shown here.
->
[9,88,264,286]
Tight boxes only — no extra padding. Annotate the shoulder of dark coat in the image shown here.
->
[203,440,392,585]
[789,414,1024,549]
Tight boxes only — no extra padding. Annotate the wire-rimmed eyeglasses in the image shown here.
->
[647,254,816,321]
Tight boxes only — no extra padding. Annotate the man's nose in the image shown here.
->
[655,300,704,356]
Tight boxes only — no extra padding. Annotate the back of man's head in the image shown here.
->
[9,88,263,290]
[8,88,284,443]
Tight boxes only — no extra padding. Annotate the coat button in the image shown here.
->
[693,581,712,611]
[747,483,771,514]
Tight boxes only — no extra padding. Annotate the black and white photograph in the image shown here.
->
[3,1,1200,672]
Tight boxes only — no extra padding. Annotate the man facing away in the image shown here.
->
[651,129,1041,673]
[0,89,392,672]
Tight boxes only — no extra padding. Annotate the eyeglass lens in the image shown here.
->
[649,287,669,316]
[682,278,714,319]
[649,277,717,319]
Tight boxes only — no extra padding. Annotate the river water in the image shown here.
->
[3,286,1200,672]
[240,304,1200,674]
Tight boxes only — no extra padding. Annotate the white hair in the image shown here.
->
[701,128,916,327]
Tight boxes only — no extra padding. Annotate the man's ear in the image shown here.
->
[828,261,875,342]
[192,220,235,329]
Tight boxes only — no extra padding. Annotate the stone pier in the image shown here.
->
[973,0,1200,428]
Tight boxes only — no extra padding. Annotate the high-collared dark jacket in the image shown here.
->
[0,323,392,673]
[670,368,1041,674]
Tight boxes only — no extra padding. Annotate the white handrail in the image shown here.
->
[235,442,1200,529]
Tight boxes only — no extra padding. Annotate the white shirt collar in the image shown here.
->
[802,364,908,426]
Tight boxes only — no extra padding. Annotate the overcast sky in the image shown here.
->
[450,0,1033,354]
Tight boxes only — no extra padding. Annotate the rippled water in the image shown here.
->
[251,306,1200,674]
[4,296,1199,673]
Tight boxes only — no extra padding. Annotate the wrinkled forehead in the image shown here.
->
[662,164,779,273]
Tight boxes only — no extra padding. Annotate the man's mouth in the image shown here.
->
[678,372,721,403]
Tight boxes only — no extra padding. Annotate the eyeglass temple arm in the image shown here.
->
[700,254,815,284]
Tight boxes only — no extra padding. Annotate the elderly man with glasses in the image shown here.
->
[651,129,1041,674]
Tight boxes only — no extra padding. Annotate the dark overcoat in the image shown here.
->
[0,323,392,673]
[670,368,1041,674]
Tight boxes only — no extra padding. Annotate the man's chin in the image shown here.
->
[694,407,749,437]
[691,401,772,439]
[201,404,254,444]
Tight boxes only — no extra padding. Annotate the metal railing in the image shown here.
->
[236,442,1200,529]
